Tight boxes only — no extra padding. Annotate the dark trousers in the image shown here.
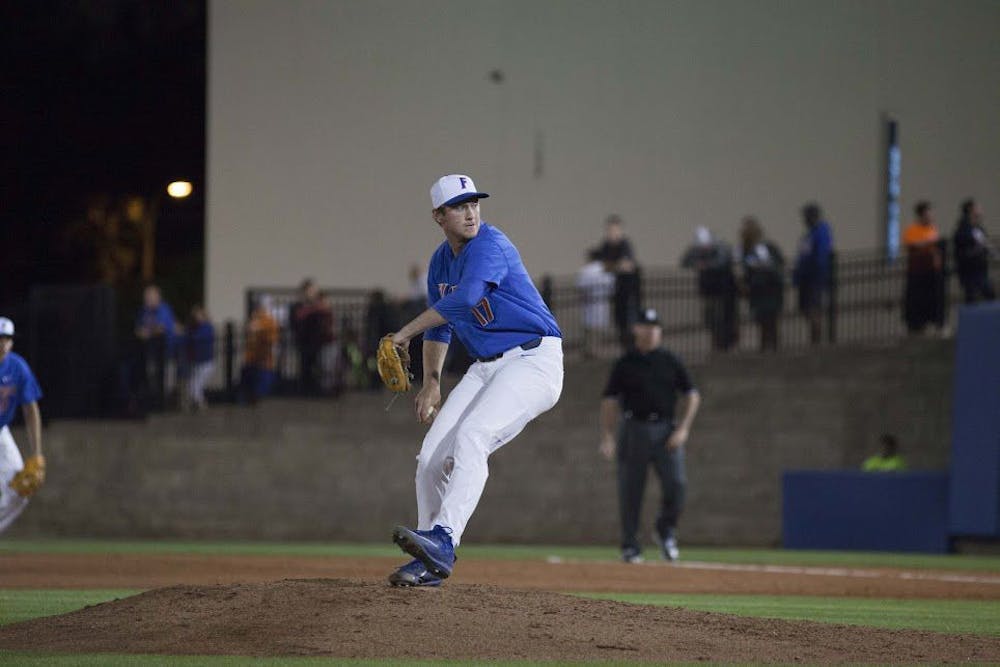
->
[959,272,996,304]
[613,272,641,348]
[299,346,321,395]
[904,271,945,332]
[616,420,687,552]
[703,293,737,351]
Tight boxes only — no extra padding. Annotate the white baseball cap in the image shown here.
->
[0,317,14,337]
[430,174,490,209]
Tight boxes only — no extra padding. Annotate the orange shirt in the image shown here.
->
[245,312,279,369]
[902,222,940,246]
[902,221,941,273]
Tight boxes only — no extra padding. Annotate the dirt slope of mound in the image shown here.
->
[0,578,997,663]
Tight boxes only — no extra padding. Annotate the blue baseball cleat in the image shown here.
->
[392,524,455,579]
[388,559,442,587]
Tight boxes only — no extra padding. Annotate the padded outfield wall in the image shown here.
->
[206,0,1000,322]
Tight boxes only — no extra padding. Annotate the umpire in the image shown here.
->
[600,308,701,563]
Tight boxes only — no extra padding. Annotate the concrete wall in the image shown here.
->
[207,0,1000,321]
[9,339,952,546]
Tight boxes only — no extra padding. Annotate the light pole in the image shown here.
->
[141,181,193,282]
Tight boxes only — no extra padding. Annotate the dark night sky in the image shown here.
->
[1,1,206,323]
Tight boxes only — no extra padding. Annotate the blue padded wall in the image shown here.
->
[783,471,950,553]
[949,303,1000,537]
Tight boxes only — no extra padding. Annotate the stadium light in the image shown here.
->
[166,181,193,199]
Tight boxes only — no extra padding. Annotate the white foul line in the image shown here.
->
[544,556,1000,585]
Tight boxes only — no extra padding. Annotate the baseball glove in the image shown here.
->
[377,335,412,392]
[9,455,45,498]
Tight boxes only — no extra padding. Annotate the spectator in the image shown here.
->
[401,265,429,380]
[134,284,178,409]
[404,262,428,312]
[183,304,215,412]
[364,289,398,389]
[739,217,786,352]
[902,201,946,335]
[681,226,738,352]
[576,249,615,358]
[596,214,642,349]
[341,325,370,390]
[953,198,996,304]
[599,308,701,563]
[239,298,280,405]
[862,433,908,472]
[290,279,333,396]
[792,203,834,345]
[317,294,341,396]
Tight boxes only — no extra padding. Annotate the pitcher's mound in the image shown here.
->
[0,578,996,663]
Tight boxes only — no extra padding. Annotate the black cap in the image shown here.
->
[636,308,660,325]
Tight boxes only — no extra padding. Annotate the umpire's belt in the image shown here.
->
[623,411,669,423]
[476,337,543,363]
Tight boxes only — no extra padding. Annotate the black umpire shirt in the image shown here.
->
[602,347,695,421]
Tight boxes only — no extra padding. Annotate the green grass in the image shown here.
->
[0,589,141,626]
[2,538,999,571]
[580,592,1000,636]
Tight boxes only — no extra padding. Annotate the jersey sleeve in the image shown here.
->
[463,237,509,286]
[430,238,508,323]
[424,263,452,344]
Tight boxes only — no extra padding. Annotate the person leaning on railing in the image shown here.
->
[953,198,997,304]
[902,201,946,335]
[738,217,786,353]
[681,227,738,353]
[792,203,834,345]
[239,298,280,405]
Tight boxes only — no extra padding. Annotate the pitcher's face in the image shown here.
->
[435,199,481,245]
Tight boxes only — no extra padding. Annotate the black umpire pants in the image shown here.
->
[616,419,687,552]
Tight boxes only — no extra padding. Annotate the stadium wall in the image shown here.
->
[10,339,952,546]
[206,0,1000,322]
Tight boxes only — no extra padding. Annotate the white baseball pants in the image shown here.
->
[0,426,29,535]
[415,336,563,546]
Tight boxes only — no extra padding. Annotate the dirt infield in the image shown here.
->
[2,552,998,599]
[2,553,999,663]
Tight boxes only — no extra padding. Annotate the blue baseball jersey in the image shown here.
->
[425,222,561,359]
[0,352,42,429]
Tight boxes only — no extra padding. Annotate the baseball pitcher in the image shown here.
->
[379,174,563,586]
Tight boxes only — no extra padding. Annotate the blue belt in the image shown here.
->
[476,337,543,363]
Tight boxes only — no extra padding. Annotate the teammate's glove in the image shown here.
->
[9,455,45,498]
[376,335,412,392]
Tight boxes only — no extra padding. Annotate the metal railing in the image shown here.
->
[131,245,995,412]
[545,246,995,364]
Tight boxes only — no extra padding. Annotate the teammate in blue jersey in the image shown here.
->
[0,317,45,534]
[386,174,564,587]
